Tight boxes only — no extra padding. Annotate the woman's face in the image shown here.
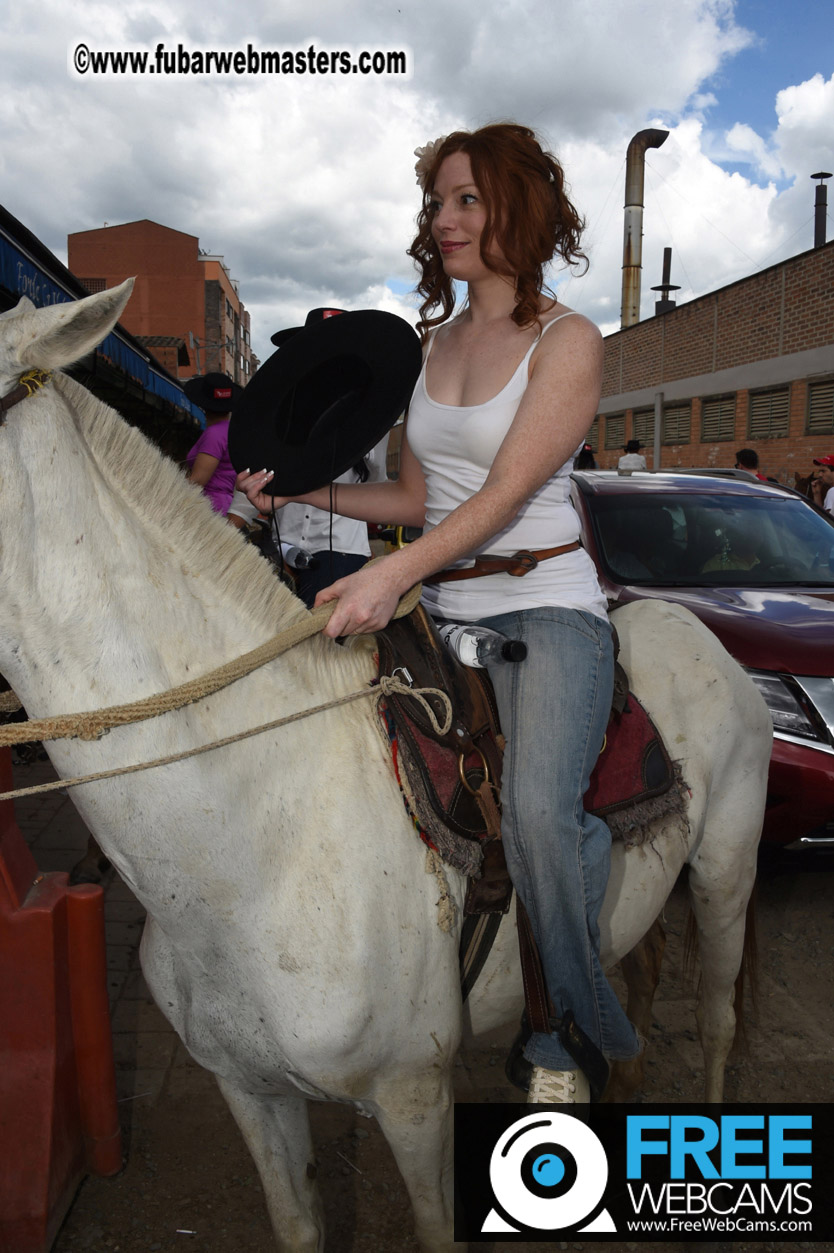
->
[429,152,493,279]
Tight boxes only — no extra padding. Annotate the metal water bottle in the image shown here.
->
[437,622,527,668]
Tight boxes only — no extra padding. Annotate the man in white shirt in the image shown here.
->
[812,455,834,515]
[227,437,389,606]
[618,440,647,471]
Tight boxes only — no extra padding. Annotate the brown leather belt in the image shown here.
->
[424,540,581,584]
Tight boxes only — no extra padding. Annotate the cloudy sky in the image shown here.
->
[2,0,832,366]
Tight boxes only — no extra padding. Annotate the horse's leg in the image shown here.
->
[604,916,666,1102]
[215,1077,324,1253]
[370,1069,462,1253]
[686,847,758,1103]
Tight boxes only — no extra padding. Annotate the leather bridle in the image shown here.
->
[0,369,53,425]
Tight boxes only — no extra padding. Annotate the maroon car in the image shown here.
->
[570,470,834,847]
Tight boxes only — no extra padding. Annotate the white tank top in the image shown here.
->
[407,313,608,622]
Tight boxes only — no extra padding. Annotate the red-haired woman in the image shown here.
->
[239,123,640,1102]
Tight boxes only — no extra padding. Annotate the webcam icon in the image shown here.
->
[482,1111,615,1233]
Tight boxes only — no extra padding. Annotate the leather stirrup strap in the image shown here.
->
[516,897,553,1035]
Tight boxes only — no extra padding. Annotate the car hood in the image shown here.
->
[613,585,834,675]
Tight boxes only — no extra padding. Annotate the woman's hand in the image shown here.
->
[314,558,410,638]
[235,468,289,514]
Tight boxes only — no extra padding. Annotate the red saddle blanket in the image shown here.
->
[584,695,674,816]
[380,688,677,881]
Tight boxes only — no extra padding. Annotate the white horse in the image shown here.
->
[0,283,771,1252]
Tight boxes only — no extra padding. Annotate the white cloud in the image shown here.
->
[0,0,829,364]
[773,72,834,179]
[725,122,784,180]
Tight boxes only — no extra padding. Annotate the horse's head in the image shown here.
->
[0,279,134,401]
[0,279,135,576]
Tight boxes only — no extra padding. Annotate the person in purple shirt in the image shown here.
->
[183,372,243,514]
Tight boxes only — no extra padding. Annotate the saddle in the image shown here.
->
[376,604,680,1040]
[376,604,676,895]
[376,603,509,911]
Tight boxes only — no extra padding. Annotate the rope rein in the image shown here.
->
[0,582,422,749]
[0,675,451,804]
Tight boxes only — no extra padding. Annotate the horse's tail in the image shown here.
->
[683,883,758,1053]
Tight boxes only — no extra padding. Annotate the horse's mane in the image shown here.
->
[54,372,312,638]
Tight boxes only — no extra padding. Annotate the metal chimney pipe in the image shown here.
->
[651,246,681,315]
[620,128,669,328]
[811,172,831,248]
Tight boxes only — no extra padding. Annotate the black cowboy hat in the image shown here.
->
[183,372,244,414]
[268,308,342,348]
[228,308,422,495]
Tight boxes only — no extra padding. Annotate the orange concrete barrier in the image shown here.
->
[0,748,122,1253]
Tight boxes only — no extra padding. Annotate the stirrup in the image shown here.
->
[527,1065,590,1105]
[505,1010,609,1102]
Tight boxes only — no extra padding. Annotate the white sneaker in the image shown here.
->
[527,1066,590,1104]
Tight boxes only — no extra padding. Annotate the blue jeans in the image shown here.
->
[478,606,640,1070]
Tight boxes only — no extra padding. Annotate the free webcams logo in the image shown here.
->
[481,1111,615,1234]
[454,1104,834,1242]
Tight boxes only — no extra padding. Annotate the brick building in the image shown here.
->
[0,203,203,460]
[67,220,258,385]
[592,239,834,484]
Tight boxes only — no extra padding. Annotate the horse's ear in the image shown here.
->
[0,295,36,321]
[19,279,135,371]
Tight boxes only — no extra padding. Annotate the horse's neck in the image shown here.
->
[0,376,364,719]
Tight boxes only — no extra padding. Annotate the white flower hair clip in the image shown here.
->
[414,135,447,190]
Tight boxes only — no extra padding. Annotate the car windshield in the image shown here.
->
[590,491,834,587]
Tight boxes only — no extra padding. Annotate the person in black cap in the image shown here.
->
[239,123,640,1106]
[183,372,243,514]
[617,439,647,471]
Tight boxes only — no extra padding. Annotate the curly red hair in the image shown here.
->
[408,123,587,338]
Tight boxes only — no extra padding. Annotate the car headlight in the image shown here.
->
[744,670,828,741]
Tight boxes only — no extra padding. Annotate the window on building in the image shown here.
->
[226,298,234,320]
[748,386,789,439]
[662,403,692,445]
[81,278,106,293]
[604,414,625,451]
[632,409,655,447]
[806,379,834,436]
[701,394,736,442]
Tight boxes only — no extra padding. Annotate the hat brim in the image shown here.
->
[229,310,421,495]
[270,326,301,347]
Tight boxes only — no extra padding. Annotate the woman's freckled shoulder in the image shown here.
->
[536,309,602,364]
